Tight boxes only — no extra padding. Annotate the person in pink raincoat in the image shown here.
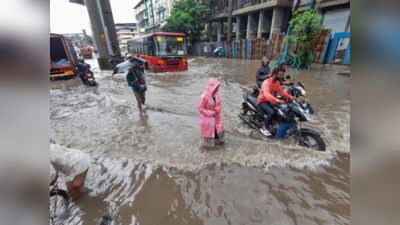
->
[198,78,225,147]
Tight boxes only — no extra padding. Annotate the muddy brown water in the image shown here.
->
[50,56,350,225]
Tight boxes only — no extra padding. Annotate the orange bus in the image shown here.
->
[127,32,188,72]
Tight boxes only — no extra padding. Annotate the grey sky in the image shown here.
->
[50,0,139,35]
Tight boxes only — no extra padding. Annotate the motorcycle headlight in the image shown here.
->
[301,90,306,96]
[303,112,312,121]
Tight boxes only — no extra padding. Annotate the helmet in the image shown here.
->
[113,53,118,57]
[279,59,289,67]
[136,54,140,57]
[126,54,134,60]
[79,58,84,63]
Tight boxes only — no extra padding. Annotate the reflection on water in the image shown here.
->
[50,57,350,224]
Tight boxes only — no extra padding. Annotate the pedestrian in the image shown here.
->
[109,54,120,69]
[126,65,146,111]
[50,143,90,199]
[198,78,225,147]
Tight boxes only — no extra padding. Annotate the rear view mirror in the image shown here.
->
[286,75,291,80]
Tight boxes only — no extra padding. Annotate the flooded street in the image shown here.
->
[50,56,350,224]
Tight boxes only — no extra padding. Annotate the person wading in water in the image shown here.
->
[198,78,225,147]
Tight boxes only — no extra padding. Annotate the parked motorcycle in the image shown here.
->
[238,90,325,151]
[252,75,314,114]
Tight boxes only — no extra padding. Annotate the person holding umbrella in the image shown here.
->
[126,65,146,111]
[112,55,148,111]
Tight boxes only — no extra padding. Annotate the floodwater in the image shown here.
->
[50,56,350,225]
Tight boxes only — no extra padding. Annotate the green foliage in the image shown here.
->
[289,9,324,68]
[161,0,211,44]
[87,35,94,45]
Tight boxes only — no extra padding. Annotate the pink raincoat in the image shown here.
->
[198,78,225,147]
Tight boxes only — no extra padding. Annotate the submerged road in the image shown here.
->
[50,56,350,225]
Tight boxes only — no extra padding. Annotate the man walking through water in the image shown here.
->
[126,65,146,111]
[257,67,296,136]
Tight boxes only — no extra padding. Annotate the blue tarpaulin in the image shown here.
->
[52,59,69,67]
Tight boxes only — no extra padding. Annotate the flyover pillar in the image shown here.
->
[70,0,120,70]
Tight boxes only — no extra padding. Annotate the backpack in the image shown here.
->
[134,73,147,93]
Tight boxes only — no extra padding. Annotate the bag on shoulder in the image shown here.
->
[134,74,147,93]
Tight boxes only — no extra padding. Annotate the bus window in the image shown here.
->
[144,44,149,56]
[154,35,187,56]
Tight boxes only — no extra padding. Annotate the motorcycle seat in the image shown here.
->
[244,93,266,116]
[254,83,261,92]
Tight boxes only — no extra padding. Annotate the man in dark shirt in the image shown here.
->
[126,65,146,111]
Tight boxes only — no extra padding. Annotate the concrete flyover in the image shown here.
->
[69,0,121,70]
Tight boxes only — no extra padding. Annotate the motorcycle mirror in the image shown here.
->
[286,75,291,80]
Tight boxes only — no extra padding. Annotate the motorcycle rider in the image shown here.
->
[256,56,271,88]
[257,67,296,136]
[77,58,92,84]
[277,59,290,86]
[109,54,120,69]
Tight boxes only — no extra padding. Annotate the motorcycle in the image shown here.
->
[238,87,326,151]
[252,75,314,114]
[75,66,97,86]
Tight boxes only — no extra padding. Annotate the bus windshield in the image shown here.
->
[154,35,187,56]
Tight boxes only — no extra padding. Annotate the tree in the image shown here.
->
[289,9,324,68]
[161,0,211,44]
[87,35,94,45]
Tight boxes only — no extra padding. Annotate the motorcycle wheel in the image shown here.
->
[299,132,326,151]
[238,106,261,130]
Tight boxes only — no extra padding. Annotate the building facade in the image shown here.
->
[133,0,174,35]
[115,23,138,46]
[202,0,349,41]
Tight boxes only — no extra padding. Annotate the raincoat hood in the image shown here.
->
[205,78,221,97]
[261,56,269,66]
[198,77,225,147]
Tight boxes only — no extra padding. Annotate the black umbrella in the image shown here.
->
[112,57,147,75]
